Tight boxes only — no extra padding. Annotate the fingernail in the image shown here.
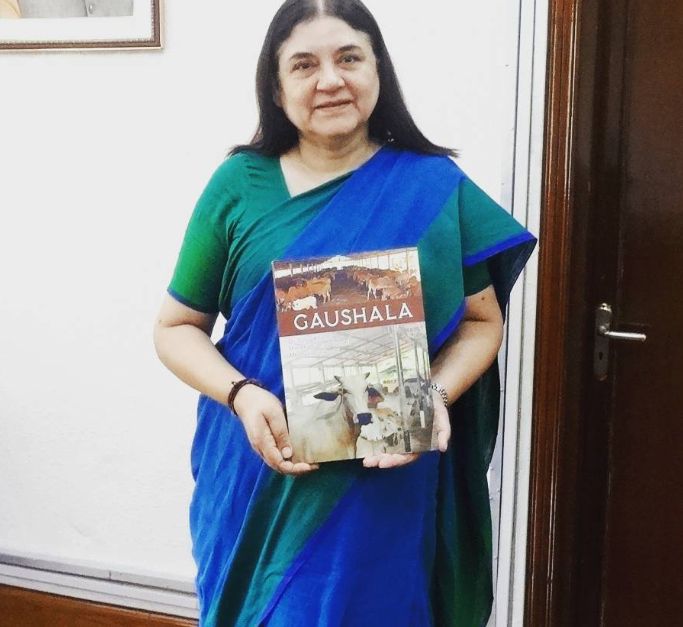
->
[282,447,292,459]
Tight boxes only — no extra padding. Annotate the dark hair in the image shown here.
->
[229,0,458,158]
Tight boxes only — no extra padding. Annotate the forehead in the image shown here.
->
[340,374,370,392]
[278,16,373,59]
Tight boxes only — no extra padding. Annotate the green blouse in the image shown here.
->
[168,152,493,319]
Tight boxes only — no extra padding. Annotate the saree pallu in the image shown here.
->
[189,147,537,626]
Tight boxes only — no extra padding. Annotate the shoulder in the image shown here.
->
[388,148,466,192]
[390,147,464,174]
[187,154,256,224]
[206,151,252,188]
[209,150,281,193]
[196,152,255,204]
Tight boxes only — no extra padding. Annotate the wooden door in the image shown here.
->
[528,0,683,625]
[584,0,683,623]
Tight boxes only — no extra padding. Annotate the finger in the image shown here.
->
[242,415,287,474]
[378,453,419,469]
[241,414,272,457]
[436,411,451,453]
[279,460,295,474]
[264,410,293,460]
[258,426,286,472]
[363,455,380,468]
[252,417,319,476]
[364,453,419,469]
[279,461,320,477]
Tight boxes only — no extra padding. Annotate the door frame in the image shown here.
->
[528,0,613,624]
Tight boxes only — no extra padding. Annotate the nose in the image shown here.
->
[357,412,372,426]
[317,61,345,91]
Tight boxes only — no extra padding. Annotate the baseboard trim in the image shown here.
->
[0,584,198,626]
[0,551,198,620]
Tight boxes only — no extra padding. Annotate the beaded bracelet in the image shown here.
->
[227,378,266,414]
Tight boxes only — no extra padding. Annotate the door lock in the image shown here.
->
[594,303,647,380]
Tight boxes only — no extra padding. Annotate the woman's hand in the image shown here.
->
[233,384,319,477]
[362,390,451,469]
[433,390,452,452]
[361,286,504,471]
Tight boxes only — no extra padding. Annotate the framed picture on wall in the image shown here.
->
[0,0,162,50]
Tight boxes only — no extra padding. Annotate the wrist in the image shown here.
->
[429,381,449,407]
[227,378,266,416]
[232,386,259,419]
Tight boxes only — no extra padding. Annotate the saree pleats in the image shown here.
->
[260,453,440,626]
[188,147,537,626]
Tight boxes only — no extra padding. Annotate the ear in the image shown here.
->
[334,375,341,383]
[367,387,385,403]
[314,391,340,402]
[364,372,370,379]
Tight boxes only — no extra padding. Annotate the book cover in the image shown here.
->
[272,247,437,464]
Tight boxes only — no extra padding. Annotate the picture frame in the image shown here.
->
[0,0,162,51]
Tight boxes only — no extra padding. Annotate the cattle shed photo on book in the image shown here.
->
[272,248,436,464]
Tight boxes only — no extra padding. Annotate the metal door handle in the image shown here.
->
[596,324,647,342]
[594,303,647,379]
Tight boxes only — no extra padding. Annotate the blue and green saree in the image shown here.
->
[168,146,537,627]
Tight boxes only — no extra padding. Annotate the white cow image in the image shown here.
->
[289,373,383,463]
[291,295,318,310]
[356,408,401,457]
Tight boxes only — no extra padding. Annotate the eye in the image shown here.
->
[292,60,314,72]
[340,54,361,64]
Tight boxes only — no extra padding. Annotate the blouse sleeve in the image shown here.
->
[463,260,492,296]
[167,158,242,313]
[457,172,537,314]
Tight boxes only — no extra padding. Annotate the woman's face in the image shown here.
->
[276,16,380,145]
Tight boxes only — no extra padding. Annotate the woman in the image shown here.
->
[154,1,537,625]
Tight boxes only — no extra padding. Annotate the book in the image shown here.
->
[272,246,437,464]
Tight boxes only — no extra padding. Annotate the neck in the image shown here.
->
[295,131,379,175]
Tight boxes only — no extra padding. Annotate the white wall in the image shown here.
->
[0,0,540,619]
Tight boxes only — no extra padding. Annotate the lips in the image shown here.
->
[316,100,353,109]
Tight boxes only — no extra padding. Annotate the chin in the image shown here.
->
[312,121,366,140]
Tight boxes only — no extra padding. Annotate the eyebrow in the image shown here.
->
[287,44,363,62]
